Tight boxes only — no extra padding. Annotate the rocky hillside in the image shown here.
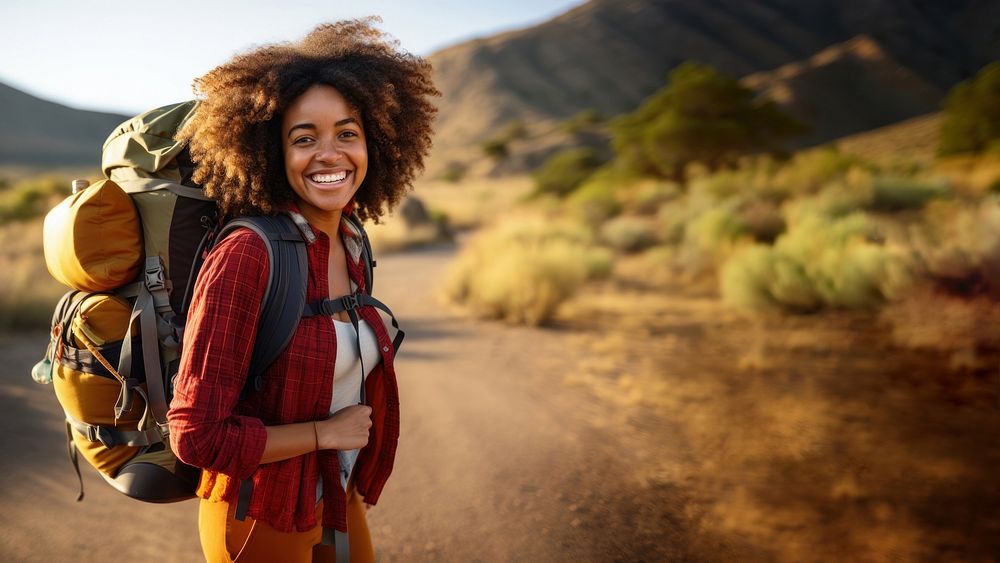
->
[740,35,944,147]
[0,82,127,166]
[427,0,998,173]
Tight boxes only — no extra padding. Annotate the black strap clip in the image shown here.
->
[340,294,361,312]
[87,425,117,449]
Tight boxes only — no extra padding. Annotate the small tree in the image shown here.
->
[532,148,604,197]
[612,62,805,183]
[938,62,1000,156]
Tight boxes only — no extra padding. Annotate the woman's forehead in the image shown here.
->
[282,84,362,128]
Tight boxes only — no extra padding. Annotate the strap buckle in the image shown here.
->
[144,257,166,292]
[340,294,361,312]
[86,425,116,449]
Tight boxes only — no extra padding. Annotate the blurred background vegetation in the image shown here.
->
[439,61,999,372]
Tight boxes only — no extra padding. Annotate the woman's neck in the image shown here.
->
[296,202,343,239]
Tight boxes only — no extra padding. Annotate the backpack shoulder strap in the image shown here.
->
[215,214,308,396]
[343,212,375,293]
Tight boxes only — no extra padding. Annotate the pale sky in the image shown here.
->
[0,0,585,115]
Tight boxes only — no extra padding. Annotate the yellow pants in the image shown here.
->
[198,483,374,563]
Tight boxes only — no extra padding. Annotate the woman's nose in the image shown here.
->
[316,141,343,163]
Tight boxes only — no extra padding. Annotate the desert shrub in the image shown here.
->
[0,175,70,224]
[440,162,467,183]
[683,202,748,255]
[444,217,611,325]
[624,179,681,214]
[783,169,875,226]
[670,202,752,278]
[869,176,951,211]
[770,148,863,196]
[656,201,692,245]
[567,172,622,225]
[688,169,745,199]
[500,119,528,141]
[582,246,615,281]
[910,198,1000,294]
[481,138,509,160]
[721,213,913,312]
[736,199,785,243]
[532,148,605,198]
[600,216,657,253]
[939,61,1000,156]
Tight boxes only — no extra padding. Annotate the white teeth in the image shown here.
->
[310,171,347,183]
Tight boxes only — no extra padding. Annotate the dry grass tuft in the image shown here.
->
[0,216,69,330]
[443,215,611,325]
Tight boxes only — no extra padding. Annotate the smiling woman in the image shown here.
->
[167,19,438,563]
[282,85,369,235]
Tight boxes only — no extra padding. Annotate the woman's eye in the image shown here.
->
[339,130,359,139]
[292,136,314,145]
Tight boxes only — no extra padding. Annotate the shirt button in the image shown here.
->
[383,346,389,352]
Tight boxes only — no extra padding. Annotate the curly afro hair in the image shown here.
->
[177,18,439,222]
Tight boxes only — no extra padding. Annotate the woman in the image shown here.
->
[167,19,438,562]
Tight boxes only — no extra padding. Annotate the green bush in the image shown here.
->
[869,176,951,211]
[532,148,604,198]
[611,62,805,181]
[939,61,1000,156]
[0,175,71,224]
[567,172,622,225]
[721,213,912,312]
[601,216,656,253]
[688,169,749,200]
[783,171,875,226]
[481,138,509,160]
[770,148,863,197]
[626,180,681,214]
[683,203,748,255]
[444,217,612,325]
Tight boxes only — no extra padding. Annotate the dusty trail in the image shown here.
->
[0,242,679,562]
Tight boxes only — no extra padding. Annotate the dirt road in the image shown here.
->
[0,242,678,562]
[4,240,997,562]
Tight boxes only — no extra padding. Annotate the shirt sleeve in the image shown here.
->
[168,229,270,479]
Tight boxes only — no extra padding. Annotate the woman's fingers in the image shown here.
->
[317,405,373,450]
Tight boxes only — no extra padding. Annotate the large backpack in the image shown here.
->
[31,102,387,503]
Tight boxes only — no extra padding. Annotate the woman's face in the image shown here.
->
[281,84,368,225]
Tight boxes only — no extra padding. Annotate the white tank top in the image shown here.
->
[331,318,381,412]
[319,318,382,500]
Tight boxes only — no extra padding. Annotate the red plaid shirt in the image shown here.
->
[168,209,400,533]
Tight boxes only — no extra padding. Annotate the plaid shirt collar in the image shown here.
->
[279,200,365,269]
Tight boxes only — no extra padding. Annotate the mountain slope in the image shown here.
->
[427,0,997,172]
[0,82,127,166]
[741,35,944,147]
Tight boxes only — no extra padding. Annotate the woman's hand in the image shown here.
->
[316,405,372,450]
